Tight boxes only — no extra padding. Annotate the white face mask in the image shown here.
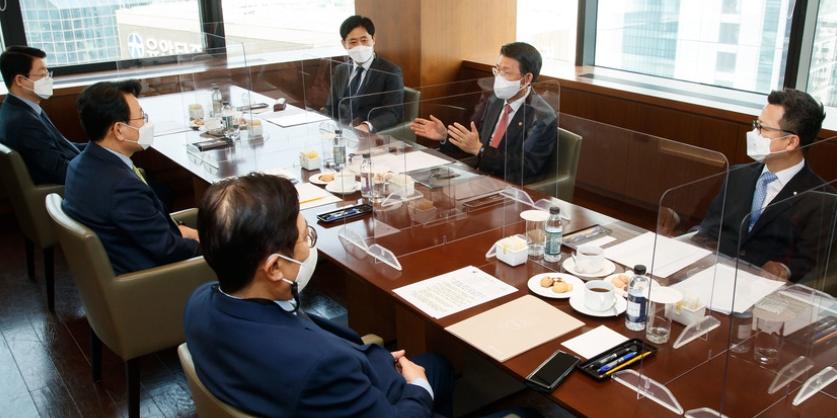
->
[347,45,374,64]
[24,75,54,99]
[746,128,785,163]
[493,75,523,100]
[122,122,155,150]
[278,245,318,313]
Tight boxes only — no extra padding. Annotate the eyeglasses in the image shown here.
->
[306,223,317,248]
[129,110,149,124]
[27,69,53,79]
[491,66,519,79]
[752,120,796,137]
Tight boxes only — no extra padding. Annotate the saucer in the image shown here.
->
[569,292,627,318]
[562,257,616,279]
[325,181,360,195]
[309,171,336,185]
[527,273,584,300]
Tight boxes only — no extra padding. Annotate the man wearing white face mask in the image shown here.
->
[0,46,86,184]
[63,80,200,275]
[185,173,458,418]
[411,42,557,184]
[324,15,404,133]
[697,88,833,282]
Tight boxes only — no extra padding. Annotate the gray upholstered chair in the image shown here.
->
[45,193,215,418]
[377,86,421,143]
[526,127,583,202]
[0,143,63,311]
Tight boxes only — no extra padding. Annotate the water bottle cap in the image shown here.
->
[549,206,560,215]
[634,265,647,275]
[362,153,371,158]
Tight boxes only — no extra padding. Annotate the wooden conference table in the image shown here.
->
[144,88,836,418]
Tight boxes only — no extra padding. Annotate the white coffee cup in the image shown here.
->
[573,244,605,274]
[188,103,204,120]
[204,117,222,131]
[584,280,616,311]
[332,173,357,192]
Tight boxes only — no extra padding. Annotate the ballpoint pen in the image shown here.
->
[597,351,638,374]
[592,347,634,368]
[604,351,653,376]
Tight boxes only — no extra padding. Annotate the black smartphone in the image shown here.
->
[525,350,579,392]
[316,203,373,224]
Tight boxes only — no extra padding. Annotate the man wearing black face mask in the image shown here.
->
[183,173,456,418]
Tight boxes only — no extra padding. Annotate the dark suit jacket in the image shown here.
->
[698,162,836,282]
[184,283,434,418]
[325,56,404,131]
[441,91,557,185]
[0,94,83,184]
[62,141,200,275]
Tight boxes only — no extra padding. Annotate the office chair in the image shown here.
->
[45,193,215,418]
[526,127,583,202]
[0,143,63,311]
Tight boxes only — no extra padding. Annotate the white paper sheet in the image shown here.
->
[603,232,711,278]
[295,183,342,210]
[262,110,329,127]
[393,266,518,319]
[671,264,785,314]
[348,151,452,174]
[561,325,628,359]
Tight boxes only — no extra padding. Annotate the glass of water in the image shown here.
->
[754,314,784,365]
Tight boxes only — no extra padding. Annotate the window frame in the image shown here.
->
[576,0,818,96]
[0,0,226,77]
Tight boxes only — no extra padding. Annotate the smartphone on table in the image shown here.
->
[525,350,579,392]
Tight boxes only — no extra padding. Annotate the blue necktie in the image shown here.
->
[748,171,778,231]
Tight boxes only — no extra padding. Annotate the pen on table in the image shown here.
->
[597,351,638,374]
[299,196,323,205]
[604,351,653,376]
[592,347,633,368]
[812,327,837,345]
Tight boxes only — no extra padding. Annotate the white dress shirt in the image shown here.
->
[489,87,531,139]
[760,159,805,210]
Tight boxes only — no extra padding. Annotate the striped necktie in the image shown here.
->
[748,171,778,231]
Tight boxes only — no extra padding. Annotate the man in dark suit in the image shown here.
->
[697,88,833,282]
[62,80,200,275]
[0,46,85,184]
[184,173,455,418]
[324,15,404,133]
[410,42,557,185]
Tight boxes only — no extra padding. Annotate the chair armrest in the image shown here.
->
[109,256,216,359]
[171,208,199,228]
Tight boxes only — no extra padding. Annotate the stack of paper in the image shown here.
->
[446,295,585,362]
[347,151,452,174]
[603,232,711,278]
[561,326,628,359]
[393,266,517,319]
[295,183,342,210]
[262,110,330,127]
[671,264,785,314]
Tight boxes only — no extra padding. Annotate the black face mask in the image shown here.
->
[281,278,300,314]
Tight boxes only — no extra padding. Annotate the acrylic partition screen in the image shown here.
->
[619,136,837,417]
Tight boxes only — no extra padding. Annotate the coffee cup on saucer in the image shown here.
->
[573,244,605,274]
[584,280,616,312]
[204,117,222,132]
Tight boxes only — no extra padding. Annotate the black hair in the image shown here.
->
[0,46,47,89]
[767,88,826,148]
[340,15,375,40]
[198,173,300,294]
[76,80,142,142]
[500,42,542,81]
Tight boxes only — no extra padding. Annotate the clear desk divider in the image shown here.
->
[684,407,729,418]
[768,356,815,394]
[612,369,684,415]
[672,316,722,349]
[793,366,837,406]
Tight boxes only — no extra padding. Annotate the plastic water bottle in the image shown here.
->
[332,129,346,170]
[210,84,223,117]
[360,152,373,199]
[221,103,239,140]
[625,264,649,331]
[543,207,563,263]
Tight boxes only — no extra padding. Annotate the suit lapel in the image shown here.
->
[480,99,504,145]
[746,164,817,239]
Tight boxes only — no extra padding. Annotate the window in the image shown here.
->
[19,0,201,68]
[220,0,354,58]
[806,0,837,109]
[594,0,792,94]
[516,0,579,69]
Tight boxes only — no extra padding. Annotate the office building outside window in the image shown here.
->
[20,0,200,67]
[516,0,578,70]
[807,0,837,109]
[595,0,792,94]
